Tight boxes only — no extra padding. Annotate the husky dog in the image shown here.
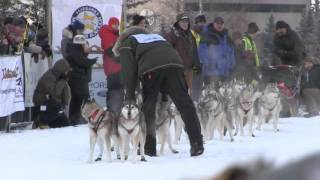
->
[168,102,185,144]
[219,81,240,141]
[118,102,147,162]
[200,87,233,141]
[235,84,262,137]
[198,84,215,136]
[257,83,282,132]
[156,100,179,155]
[81,99,114,163]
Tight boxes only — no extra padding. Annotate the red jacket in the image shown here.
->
[98,17,121,75]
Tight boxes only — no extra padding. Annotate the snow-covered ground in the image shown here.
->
[0,116,319,180]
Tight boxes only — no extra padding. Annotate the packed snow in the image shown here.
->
[0,116,319,180]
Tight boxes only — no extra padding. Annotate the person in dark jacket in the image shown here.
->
[113,26,204,157]
[164,13,201,91]
[33,59,71,128]
[273,21,305,66]
[66,34,97,125]
[98,17,123,115]
[61,20,85,59]
[301,57,320,118]
[198,17,235,87]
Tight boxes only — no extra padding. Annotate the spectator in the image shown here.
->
[131,14,148,28]
[98,17,123,114]
[0,16,9,55]
[233,22,260,84]
[273,20,305,66]
[191,14,206,101]
[192,14,206,46]
[198,16,235,87]
[66,34,97,125]
[164,13,201,91]
[113,26,204,157]
[301,57,320,118]
[33,59,71,128]
[61,20,84,58]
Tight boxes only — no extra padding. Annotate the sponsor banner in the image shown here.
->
[89,68,107,107]
[51,0,122,52]
[24,53,50,107]
[0,56,25,117]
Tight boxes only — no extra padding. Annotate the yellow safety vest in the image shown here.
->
[191,30,201,47]
[243,36,260,67]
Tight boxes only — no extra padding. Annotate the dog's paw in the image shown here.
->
[125,155,128,161]
[86,159,93,164]
[252,134,256,137]
[94,157,102,162]
[141,156,147,162]
[275,129,280,132]
[117,154,121,160]
[230,138,234,142]
[172,149,179,154]
[111,147,114,152]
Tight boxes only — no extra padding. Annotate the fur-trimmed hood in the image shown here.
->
[112,26,150,57]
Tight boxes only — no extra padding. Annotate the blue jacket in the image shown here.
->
[198,24,235,77]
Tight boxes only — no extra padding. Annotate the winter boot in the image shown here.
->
[190,136,204,157]
[144,134,157,157]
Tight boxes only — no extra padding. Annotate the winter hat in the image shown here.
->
[176,13,190,22]
[132,14,146,26]
[108,17,119,26]
[275,20,289,30]
[214,16,224,24]
[195,14,206,24]
[248,22,259,34]
[71,20,85,30]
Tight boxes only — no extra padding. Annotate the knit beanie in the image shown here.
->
[248,22,259,34]
[71,20,85,30]
[132,14,146,26]
[275,21,289,30]
[195,14,206,24]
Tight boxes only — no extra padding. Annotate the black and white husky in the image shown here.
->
[81,99,115,163]
[200,86,234,141]
[156,100,179,155]
[118,102,147,162]
[257,83,282,132]
[235,84,262,137]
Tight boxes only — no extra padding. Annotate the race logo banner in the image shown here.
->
[0,56,25,117]
[71,6,103,39]
[52,0,122,52]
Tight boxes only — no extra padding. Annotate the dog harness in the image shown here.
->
[119,120,140,134]
[88,109,107,133]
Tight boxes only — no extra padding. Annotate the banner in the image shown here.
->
[51,0,122,52]
[0,56,25,117]
[24,54,50,107]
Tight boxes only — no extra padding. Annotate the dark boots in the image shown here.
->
[144,135,157,157]
[190,136,204,157]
